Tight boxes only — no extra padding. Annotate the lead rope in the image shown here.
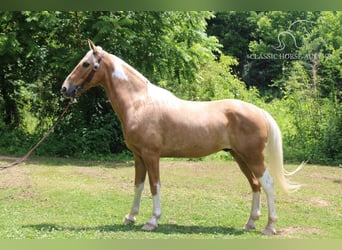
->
[0,99,73,171]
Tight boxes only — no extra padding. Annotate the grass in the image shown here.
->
[0,156,341,239]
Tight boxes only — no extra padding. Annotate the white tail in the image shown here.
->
[263,110,304,193]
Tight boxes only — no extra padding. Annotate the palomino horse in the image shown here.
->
[61,40,303,235]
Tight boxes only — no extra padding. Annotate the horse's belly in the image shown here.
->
[160,146,223,158]
[159,125,230,158]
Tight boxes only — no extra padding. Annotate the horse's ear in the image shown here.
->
[88,39,98,54]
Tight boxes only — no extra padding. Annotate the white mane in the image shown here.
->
[111,54,181,109]
[146,82,181,108]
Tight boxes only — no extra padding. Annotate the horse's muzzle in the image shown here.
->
[61,85,78,98]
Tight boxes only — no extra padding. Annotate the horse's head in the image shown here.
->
[61,40,105,98]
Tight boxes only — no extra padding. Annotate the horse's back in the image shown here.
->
[152,98,268,158]
[126,83,269,158]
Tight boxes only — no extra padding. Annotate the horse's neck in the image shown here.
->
[102,55,149,124]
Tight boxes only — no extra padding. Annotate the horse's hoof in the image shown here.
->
[244,223,256,230]
[123,214,136,224]
[142,222,158,231]
[262,227,277,235]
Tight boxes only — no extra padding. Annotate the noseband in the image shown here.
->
[78,52,104,92]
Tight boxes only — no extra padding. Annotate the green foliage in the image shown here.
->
[0,11,340,165]
[246,11,320,94]
[265,11,342,165]
[271,61,341,165]
[207,12,258,76]
[196,55,261,103]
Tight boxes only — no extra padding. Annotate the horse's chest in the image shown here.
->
[122,119,163,152]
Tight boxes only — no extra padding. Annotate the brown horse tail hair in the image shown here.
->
[263,110,304,194]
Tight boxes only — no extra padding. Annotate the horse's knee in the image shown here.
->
[250,178,261,192]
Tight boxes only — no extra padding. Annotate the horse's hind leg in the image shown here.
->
[259,169,278,235]
[232,150,277,235]
[230,151,262,231]
[123,154,147,224]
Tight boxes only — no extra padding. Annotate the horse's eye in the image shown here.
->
[82,62,90,68]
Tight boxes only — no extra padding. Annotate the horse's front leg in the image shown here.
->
[141,152,162,231]
[123,155,147,224]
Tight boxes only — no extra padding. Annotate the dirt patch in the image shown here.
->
[310,197,330,207]
[305,166,342,184]
[74,167,116,180]
[0,166,36,200]
[278,226,321,238]
[0,167,32,189]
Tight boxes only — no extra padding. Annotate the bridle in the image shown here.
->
[77,52,104,94]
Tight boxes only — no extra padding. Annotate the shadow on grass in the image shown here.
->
[24,222,249,236]
[0,155,134,168]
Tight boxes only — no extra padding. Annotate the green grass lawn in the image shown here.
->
[0,156,341,239]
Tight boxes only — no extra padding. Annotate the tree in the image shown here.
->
[206,11,257,77]
[0,11,222,157]
[276,11,342,164]
[246,11,322,95]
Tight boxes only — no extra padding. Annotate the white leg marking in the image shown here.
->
[245,192,261,230]
[152,183,162,218]
[123,182,144,224]
[142,183,162,231]
[259,170,277,235]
